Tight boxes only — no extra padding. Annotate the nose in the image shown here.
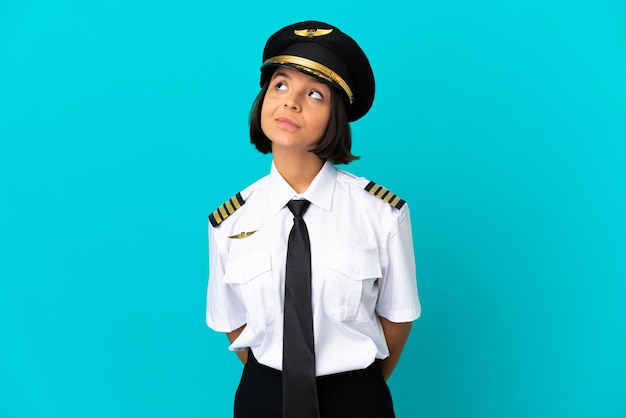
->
[283,93,301,111]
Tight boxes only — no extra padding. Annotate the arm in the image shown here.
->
[376,205,420,380]
[378,316,412,381]
[207,225,248,361]
[226,324,249,365]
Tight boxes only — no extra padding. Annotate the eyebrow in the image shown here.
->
[271,70,329,87]
[271,71,291,80]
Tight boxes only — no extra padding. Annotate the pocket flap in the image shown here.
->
[223,253,271,284]
[327,250,382,280]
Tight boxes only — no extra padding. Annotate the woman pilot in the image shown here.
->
[206,21,421,418]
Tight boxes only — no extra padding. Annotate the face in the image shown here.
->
[261,67,332,154]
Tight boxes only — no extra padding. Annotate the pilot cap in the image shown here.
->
[261,21,375,122]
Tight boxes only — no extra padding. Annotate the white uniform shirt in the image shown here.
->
[206,161,420,376]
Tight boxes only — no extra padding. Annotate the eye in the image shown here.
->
[309,90,323,100]
[274,81,287,91]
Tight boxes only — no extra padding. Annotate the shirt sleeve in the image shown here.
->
[206,224,247,332]
[376,204,421,322]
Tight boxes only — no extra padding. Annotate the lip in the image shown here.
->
[275,116,300,131]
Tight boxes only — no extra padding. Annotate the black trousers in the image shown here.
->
[234,351,395,418]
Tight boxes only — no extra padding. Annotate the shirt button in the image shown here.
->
[352,268,360,276]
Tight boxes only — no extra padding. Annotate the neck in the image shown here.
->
[273,149,325,194]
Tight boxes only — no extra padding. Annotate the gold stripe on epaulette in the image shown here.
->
[364,181,406,209]
[209,192,245,227]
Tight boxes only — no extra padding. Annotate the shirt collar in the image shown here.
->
[269,160,336,215]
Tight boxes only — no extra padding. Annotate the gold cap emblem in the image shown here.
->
[294,28,333,38]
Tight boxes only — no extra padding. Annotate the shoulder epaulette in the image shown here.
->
[209,192,245,227]
[364,181,406,209]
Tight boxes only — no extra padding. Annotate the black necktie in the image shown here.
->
[283,199,320,418]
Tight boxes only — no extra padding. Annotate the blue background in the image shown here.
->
[1,0,625,417]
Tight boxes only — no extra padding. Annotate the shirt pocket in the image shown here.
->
[222,252,275,330]
[323,250,382,322]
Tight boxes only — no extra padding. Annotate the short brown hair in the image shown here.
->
[249,78,359,165]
